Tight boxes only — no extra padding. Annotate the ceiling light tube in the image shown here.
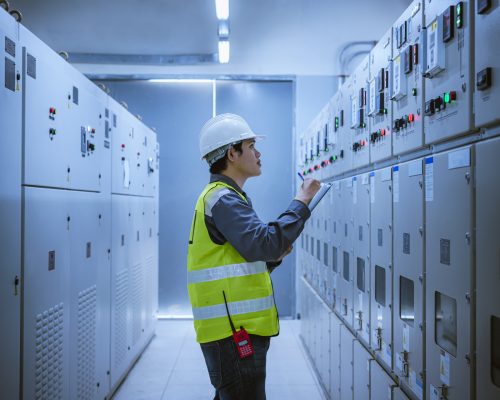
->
[148,79,214,84]
[215,0,229,20]
[218,40,230,64]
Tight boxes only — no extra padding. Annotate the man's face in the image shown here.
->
[231,139,262,177]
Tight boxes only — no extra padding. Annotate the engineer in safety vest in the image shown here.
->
[187,113,320,400]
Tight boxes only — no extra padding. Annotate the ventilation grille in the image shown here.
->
[35,303,64,400]
[145,256,155,328]
[114,269,128,368]
[77,285,97,399]
[131,263,143,345]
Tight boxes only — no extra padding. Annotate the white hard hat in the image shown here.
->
[199,113,265,160]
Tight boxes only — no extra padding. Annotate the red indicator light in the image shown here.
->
[449,91,457,101]
[381,129,386,136]
[408,114,414,123]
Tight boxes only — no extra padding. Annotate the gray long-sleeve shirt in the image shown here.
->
[205,174,311,270]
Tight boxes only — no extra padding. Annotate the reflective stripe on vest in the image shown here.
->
[192,294,274,321]
[187,261,267,284]
[204,187,231,217]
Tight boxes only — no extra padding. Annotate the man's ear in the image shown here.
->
[227,147,237,162]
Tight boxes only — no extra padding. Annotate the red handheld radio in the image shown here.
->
[223,291,254,359]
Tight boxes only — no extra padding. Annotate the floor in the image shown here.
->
[112,319,326,400]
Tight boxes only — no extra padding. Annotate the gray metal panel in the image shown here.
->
[23,187,71,400]
[353,174,371,345]
[339,178,354,328]
[393,159,425,400]
[474,0,500,128]
[475,136,500,400]
[340,325,354,400]
[424,147,473,400]
[394,386,410,400]
[370,360,397,400]
[330,313,342,400]
[348,57,371,168]
[110,194,133,388]
[392,1,425,155]
[0,9,22,400]
[20,24,107,192]
[338,83,354,174]
[369,28,393,163]
[423,0,474,143]
[353,339,371,400]
[331,181,343,315]
[320,301,331,393]
[370,167,393,369]
[68,190,111,400]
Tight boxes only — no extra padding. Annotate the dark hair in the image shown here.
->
[209,142,243,174]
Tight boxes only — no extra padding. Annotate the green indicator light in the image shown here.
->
[412,88,417,96]
[444,92,450,103]
[384,108,387,114]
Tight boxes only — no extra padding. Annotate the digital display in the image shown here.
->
[442,6,455,43]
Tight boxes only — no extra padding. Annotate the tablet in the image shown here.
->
[308,182,332,211]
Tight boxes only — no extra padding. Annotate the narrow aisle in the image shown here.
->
[112,320,326,400]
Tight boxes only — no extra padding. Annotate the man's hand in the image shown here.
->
[295,178,321,206]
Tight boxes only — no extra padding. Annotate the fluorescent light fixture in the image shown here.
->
[157,314,194,319]
[218,40,230,64]
[215,0,229,20]
[148,79,214,84]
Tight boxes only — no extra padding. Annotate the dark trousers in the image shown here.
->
[200,334,271,400]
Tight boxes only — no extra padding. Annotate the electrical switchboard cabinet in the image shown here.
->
[369,28,393,163]
[110,97,158,197]
[394,386,411,400]
[20,25,109,192]
[330,313,342,400]
[340,325,354,400]
[353,339,372,400]
[110,194,133,388]
[0,9,22,400]
[339,178,354,328]
[330,181,342,315]
[474,1,500,128]
[392,1,425,155]
[352,174,371,345]
[475,136,500,400]
[393,159,425,400]
[315,104,333,182]
[348,57,371,168]
[326,92,344,177]
[319,301,331,393]
[23,187,72,400]
[370,360,397,399]
[68,191,111,400]
[425,147,474,400]
[369,167,393,369]
[337,83,353,174]
[423,0,474,143]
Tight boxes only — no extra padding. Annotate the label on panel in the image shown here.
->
[393,166,400,203]
[425,157,434,201]
[448,147,470,169]
[439,350,450,385]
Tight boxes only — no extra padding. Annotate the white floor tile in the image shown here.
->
[112,320,325,400]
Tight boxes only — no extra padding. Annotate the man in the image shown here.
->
[187,113,320,400]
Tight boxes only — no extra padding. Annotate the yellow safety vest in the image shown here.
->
[187,181,279,343]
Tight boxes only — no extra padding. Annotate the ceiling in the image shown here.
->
[11,0,412,76]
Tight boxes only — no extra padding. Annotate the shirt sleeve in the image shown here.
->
[210,191,311,263]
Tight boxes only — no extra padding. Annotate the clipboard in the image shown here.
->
[308,182,332,211]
